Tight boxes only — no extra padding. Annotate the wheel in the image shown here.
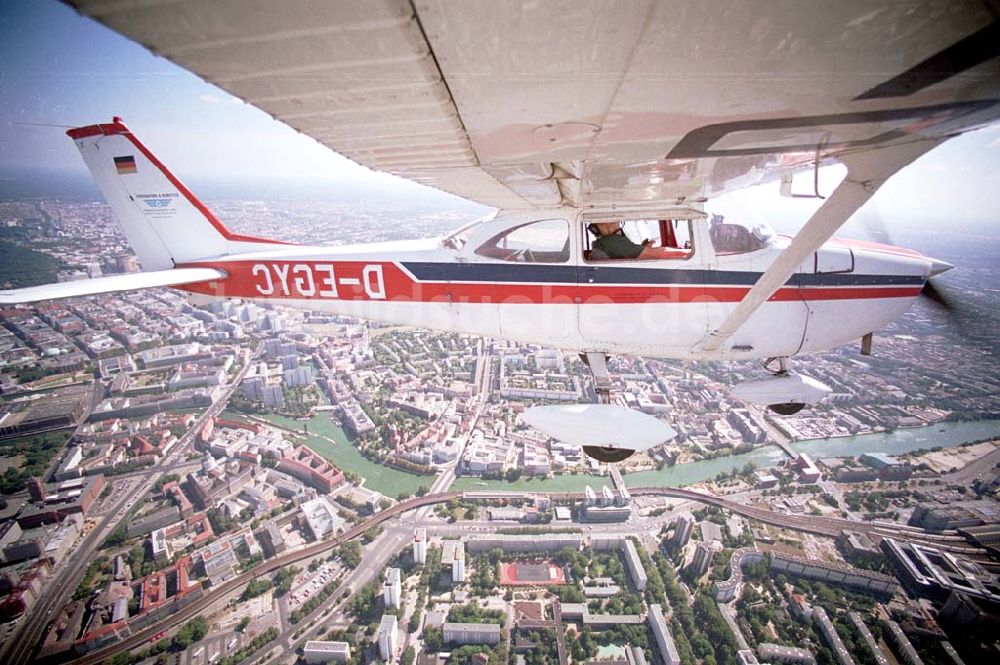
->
[768,402,806,415]
[583,446,635,463]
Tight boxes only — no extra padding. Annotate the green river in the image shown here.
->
[452,419,1000,492]
[229,410,1000,494]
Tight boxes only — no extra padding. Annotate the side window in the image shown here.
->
[584,219,694,261]
[708,219,769,254]
[474,219,570,263]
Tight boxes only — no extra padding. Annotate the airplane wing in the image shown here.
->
[0,268,226,305]
[66,0,1000,210]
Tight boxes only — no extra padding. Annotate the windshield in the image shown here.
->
[441,212,497,250]
[475,219,570,263]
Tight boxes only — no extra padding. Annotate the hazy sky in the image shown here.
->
[2,0,999,230]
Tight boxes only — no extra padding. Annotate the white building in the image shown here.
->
[377,615,398,661]
[383,567,402,609]
[300,497,345,540]
[303,641,351,664]
[623,540,648,591]
[441,540,466,582]
[812,607,856,665]
[413,528,427,564]
[443,622,502,645]
[648,604,681,665]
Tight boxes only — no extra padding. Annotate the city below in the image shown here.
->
[1,198,999,665]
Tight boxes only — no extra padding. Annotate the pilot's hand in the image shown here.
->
[642,239,654,247]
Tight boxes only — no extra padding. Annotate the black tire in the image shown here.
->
[768,402,806,415]
[583,446,634,463]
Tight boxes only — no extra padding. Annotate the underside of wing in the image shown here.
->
[0,268,226,305]
[68,0,1000,209]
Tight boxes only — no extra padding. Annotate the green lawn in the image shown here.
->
[250,412,430,496]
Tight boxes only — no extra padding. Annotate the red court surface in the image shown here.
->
[499,561,565,586]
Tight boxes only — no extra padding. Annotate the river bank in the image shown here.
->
[224,410,430,496]
[453,419,1000,492]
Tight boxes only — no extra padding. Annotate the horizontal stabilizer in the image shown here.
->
[0,268,226,305]
[523,404,676,451]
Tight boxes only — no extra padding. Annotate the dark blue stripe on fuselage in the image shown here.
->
[401,262,924,287]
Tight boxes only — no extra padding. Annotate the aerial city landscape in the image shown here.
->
[0,195,998,665]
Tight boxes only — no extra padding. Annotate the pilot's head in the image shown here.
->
[592,222,622,237]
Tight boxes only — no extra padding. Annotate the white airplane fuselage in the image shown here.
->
[177,208,940,361]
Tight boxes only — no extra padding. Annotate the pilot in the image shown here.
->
[590,222,684,260]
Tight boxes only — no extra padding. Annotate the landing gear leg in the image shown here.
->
[764,356,806,415]
[579,352,634,463]
[581,351,611,404]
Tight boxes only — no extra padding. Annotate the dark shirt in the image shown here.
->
[593,232,643,259]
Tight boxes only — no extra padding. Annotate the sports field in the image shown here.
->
[499,561,565,586]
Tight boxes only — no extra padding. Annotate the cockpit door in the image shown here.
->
[577,219,710,356]
[478,217,575,343]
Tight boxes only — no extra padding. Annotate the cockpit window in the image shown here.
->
[441,214,496,250]
[708,215,775,254]
[584,219,694,261]
[474,219,570,263]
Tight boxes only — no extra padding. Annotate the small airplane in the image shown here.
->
[6,1,1000,462]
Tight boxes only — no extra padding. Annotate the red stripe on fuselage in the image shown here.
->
[178,259,921,304]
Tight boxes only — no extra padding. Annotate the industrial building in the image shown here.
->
[882,537,1000,606]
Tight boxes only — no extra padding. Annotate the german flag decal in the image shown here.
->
[114,155,137,175]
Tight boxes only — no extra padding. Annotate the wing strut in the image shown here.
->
[696,138,943,354]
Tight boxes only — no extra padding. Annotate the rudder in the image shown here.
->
[68,117,284,271]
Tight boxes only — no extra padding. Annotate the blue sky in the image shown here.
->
[2,0,999,230]
[0,0,393,188]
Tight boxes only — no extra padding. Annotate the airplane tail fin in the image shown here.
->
[67,118,288,271]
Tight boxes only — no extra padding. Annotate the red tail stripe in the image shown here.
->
[67,119,292,247]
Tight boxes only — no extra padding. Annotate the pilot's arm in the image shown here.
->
[595,233,685,260]
[637,245,690,260]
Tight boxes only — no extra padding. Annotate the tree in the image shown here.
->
[423,627,443,652]
[274,565,300,596]
[339,541,362,568]
[240,578,273,601]
[401,646,415,665]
